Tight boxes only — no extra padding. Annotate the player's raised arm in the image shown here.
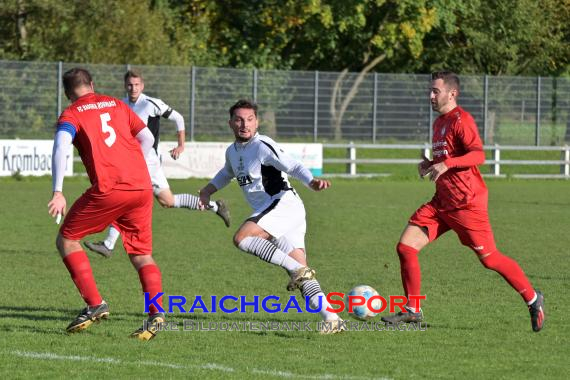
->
[166,109,185,160]
[258,139,330,191]
[158,101,185,160]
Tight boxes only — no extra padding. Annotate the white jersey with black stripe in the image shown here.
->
[210,134,314,212]
[123,93,174,151]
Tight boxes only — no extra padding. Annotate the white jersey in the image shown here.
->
[210,134,314,212]
[123,93,180,152]
[124,93,182,194]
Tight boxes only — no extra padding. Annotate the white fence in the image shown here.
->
[323,143,570,179]
[2,60,570,146]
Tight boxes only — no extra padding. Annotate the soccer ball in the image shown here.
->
[345,285,383,321]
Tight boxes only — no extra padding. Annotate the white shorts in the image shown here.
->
[249,190,306,249]
[146,150,169,196]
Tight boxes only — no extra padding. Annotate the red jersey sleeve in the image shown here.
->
[57,108,80,137]
[445,115,485,168]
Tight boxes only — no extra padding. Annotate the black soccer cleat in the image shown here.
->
[528,290,545,332]
[66,301,109,333]
[215,200,231,228]
[381,306,423,324]
[84,241,114,258]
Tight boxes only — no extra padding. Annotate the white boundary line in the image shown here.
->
[11,350,391,380]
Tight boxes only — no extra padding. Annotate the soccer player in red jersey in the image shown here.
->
[381,72,545,332]
[47,68,165,340]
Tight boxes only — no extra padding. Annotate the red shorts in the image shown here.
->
[409,201,497,255]
[60,188,153,255]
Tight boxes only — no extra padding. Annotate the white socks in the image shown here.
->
[104,226,121,250]
[174,193,217,212]
[238,237,303,272]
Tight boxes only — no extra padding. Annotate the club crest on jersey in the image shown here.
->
[440,126,446,137]
[236,157,252,186]
[237,174,253,187]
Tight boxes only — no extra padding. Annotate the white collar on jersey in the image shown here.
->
[234,132,259,150]
[125,93,147,107]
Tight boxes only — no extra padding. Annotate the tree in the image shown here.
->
[0,0,219,66]
[417,0,570,76]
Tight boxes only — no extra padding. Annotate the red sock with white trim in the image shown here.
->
[397,243,422,311]
[137,263,163,315]
[480,250,536,303]
[63,251,103,307]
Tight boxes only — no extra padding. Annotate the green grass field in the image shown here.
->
[0,177,568,379]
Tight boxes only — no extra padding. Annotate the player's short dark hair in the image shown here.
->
[229,99,258,118]
[62,68,92,94]
[431,71,460,91]
[124,69,144,83]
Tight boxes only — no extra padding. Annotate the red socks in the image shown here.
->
[480,251,535,303]
[63,251,102,307]
[137,264,163,315]
[396,243,421,309]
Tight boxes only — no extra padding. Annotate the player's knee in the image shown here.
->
[233,232,245,248]
[157,197,173,208]
[479,250,501,270]
[396,242,419,258]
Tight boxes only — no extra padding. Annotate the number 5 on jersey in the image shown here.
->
[100,112,116,147]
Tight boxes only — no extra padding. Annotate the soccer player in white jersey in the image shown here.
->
[198,99,345,334]
[85,70,230,258]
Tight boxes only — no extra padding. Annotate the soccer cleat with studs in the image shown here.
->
[84,241,114,258]
[215,200,231,228]
[286,267,316,291]
[130,313,166,341]
[66,301,109,333]
[528,290,545,332]
[381,306,423,324]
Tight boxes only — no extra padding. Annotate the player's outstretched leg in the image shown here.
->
[66,301,109,333]
[174,194,230,227]
[479,250,544,331]
[130,258,165,340]
[84,226,120,258]
[298,278,346,334]
[382,243,424,324]
[62,250,109,332]
[130,312,166,341]
[237,236,306,277]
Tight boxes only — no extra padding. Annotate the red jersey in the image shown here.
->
[57,93,151,193]
[431,106,487,210]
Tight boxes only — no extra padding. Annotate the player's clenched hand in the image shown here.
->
[48,191,67,218]
[309,178,331,191]
[169,145,184,160]
[427,162,449,182]
[418,156,432,177]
